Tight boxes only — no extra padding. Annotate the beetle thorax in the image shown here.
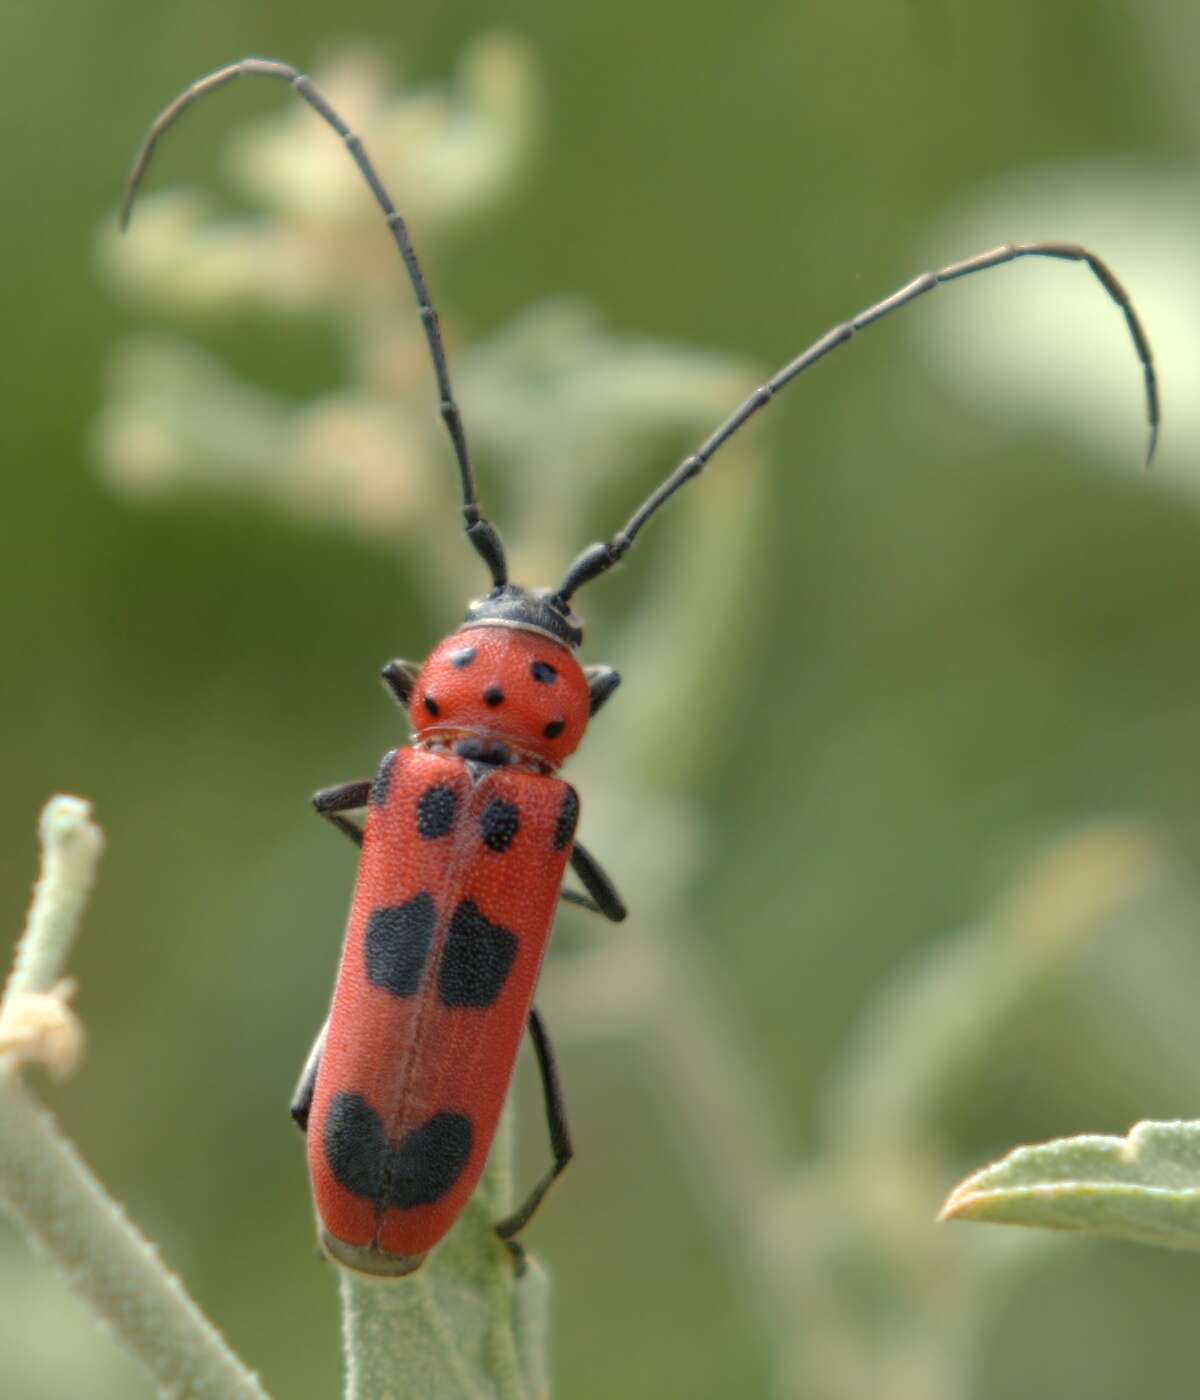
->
[410,625,590,771]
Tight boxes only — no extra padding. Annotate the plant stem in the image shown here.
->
[0,1064,269,1397]
[5,795,103,1001]
[0,796,269,1399]
[337,1105,546,1398]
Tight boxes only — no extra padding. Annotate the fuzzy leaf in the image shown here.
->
[942,1120,1200,1250]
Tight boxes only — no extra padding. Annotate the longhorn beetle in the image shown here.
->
[122,59,1159,1278]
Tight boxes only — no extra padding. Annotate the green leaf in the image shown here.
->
[942,1120,1200,1250]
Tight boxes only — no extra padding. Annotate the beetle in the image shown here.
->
[122,59,1159,1278]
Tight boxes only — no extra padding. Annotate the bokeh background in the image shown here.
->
[3,3,1200,1397]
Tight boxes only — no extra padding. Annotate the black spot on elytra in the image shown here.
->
[364,893,436,997]
[323,1093,386,1201]
[423,694,440,717]
[543,718,566,740]
[482,686,504,708]
[370,750,397,807]
[530,660,557,684]
[449,646,477,668]
[386,1111,474,1209]
[439,900,518,1008]
[480,798,520,852]
[323,1093,473,1209]
[416,785,457,840]
[553,787,579,851]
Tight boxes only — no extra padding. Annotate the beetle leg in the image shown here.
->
[495,1005,573,1265]
[559,886,603,915]
[313,779,372,847]
[380,659,421,710]
[568,842,627,923]
[583,665,621,716]
[290,1018,328,1133]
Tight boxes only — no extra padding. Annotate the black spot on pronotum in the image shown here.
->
[364,893,436,998]
[553,787,579,851]
[439,900,518,1008]
[423,694,440,717]
[416,784,457,840]
[530,660,557,684]
[386,1111,473,1209]
[369,750,398,807]
[480,798,520,852]
[482,686,504,708]
[543,718,566,740]
[449,646,477,668]
[323,1094,473,1209]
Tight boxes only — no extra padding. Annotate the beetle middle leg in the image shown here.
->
[565,841,626,922]
[313,779,372,847]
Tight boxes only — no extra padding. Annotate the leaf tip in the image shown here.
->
[937,1180,984,1223]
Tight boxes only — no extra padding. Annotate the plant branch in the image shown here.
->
[0,796,269,1400]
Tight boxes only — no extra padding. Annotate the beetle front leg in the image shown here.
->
[380,659,421,710]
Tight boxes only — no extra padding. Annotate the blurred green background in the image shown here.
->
[3,3,1200,1397]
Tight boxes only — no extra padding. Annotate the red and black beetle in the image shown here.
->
[123,58,1158,1277]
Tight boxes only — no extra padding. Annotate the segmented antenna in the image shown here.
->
[121,58,509,591]
[555,242,1159,603]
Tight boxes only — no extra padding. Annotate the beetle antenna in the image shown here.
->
[121,58,509,591]
[554,241,1159,603]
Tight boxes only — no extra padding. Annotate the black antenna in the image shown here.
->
[121,58,509,591]
[555,242,1159,603]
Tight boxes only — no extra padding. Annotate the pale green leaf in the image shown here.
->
[943,1120,1200,1250]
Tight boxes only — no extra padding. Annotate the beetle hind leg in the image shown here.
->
[290,1019,327,1132]
[494,1005,573,1262]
